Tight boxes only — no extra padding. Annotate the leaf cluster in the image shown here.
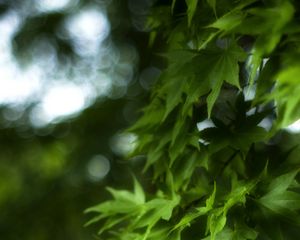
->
[86,0,300,239]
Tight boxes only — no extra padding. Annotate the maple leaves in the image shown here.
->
[86,0,300,239]
[85,177,180,239]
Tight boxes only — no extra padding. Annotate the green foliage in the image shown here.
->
[87,0,300,239]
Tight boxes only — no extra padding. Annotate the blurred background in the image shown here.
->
[0,0,160,239]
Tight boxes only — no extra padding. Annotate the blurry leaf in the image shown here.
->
[163,78,184,120]
[169,136,188,166]
[208,208,227,240]
[207,41,246,117]
[209,12,244,32]
[266,169,300,195]
[171,115,187,146]
[272,64,300,127]
[149,31,157,47]
[232,126,267,151]
[166,168,176,197]
[232,222,258,240]
[144,145,164,171]
[174,151,207,190]
[207,78,223,118]
[135,196,180,229]
[98,215,130,235]
[133,177,146,204]
[186,0,199,27]
[206,0,216,16]
[258,169,300,224]
[255,57,278,101]
[171,0,177,13]
[247,52,262,90]
[161,50,197,120]
[129,99,164,132]
[181,76,210,117]
[206,179,257,239]
[173,182,216,231]
[203,224,257,240]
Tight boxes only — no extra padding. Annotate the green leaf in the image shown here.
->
[207,78,223,118]
[206,41,246,117]
[173,182,216,231]
[209,12,244,32]
[208,208,227,240]
[272,65,300,127]
[171,0,177,13]
[133,177,146,204]
[160,50,197,120]
[258,169,300,224]
[232,126,267,151]
[128,99,165,132]
[98,215,130,235]
[181,76,210,117]
[266,169,300,196]
[162,78,184,121]
[144,145,165,171]
[206,179,257,239]
[186,0,198,27]
[203,224,258,240]
[174,151,204,190]
[206,0,216,16]
[247,51,262,90]
[135,196,180,229]
[232,223,258,240]
[85,198,139,214]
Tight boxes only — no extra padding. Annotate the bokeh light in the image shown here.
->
[64,7,110,56]
[35,0,78,12]
[286,119,300,133]
[87,155,110,181]
[0,1,139,127]
[110,132,137,156]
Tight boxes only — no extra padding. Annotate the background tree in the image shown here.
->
[0,0,153,239]
[86,0,300,239]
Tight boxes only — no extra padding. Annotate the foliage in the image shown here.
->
[86,0,300,239]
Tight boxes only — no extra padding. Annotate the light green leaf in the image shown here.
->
[272,65,300,127]
[204,227,234,240]
[98,215,130,235]
[209,12,244,31]
[204,181,217,210]
[136,197,180,229]
[85,199,138,214]
[206,179,257,239]
[207,77,223,118]
[107,187,137,203]
[208,209,227,240]
[166,168,176,197]
[186,0,198,27]
[133,177,146,204]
